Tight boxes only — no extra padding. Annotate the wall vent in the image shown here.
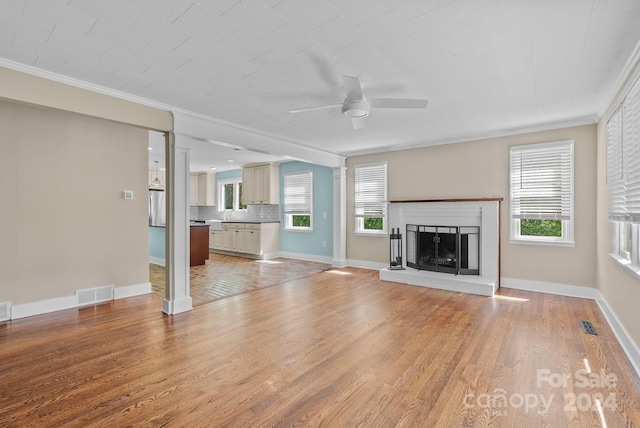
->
[0,302,10,322]
[76,286,114,306]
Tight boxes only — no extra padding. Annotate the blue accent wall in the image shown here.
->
[148,226,166,260]
[216,169,242,181]
[279,161,333,258]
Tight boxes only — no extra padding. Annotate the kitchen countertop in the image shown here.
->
[219,220,280,224]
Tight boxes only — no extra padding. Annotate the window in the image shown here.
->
[607,71,640,278]
[354,162,387,235]
[283,171,313,230]
[218,179,246,211]
[510,140,574,246]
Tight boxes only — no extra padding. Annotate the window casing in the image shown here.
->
[283,171,313,231]
[354,162,387,235]
[607,71,640,278]
[217,179,246,212]
[509,140,574,246]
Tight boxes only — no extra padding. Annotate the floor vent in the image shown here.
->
[76,286,114,306]
[580,320,597,335]
[0,302,10,322]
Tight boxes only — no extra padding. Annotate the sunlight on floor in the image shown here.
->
[491,295,530,302]
[324,269,352,275]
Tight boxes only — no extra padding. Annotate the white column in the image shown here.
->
[332,166,347,267]
[163,132,193,314]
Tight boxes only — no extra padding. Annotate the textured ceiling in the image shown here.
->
[2,0,640,157]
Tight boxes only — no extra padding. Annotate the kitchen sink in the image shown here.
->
[205,220,223,230]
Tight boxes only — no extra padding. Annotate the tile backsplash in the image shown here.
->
[191,205,280,222]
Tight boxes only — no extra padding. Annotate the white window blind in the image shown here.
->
[354,162,387,219]
[510,141,573,221]
[624,79,640,222]
[607,73,640,223]
[283,171,312,215]
[607,106,625,221]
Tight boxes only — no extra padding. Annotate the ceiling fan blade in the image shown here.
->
[342,75,364,100]
[289,104,341,114]
[351,117,366,130]
[369,98,429,109]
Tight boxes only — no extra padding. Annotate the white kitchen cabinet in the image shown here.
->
[190,172,216,206]
[210,230,223,250]
[222,225,230,250]
[211,224,231,250]
[245,225,261,255]
[209,222,279,257]
[229,223,245,252]
[189,175,199,206]
[198,173,215,206]
[242,163,279,205]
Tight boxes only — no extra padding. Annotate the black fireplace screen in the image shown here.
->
[406,225,480,275]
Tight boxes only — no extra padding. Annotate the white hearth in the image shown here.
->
[380,200,501,296]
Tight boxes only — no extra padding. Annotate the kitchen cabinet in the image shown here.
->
[190,225,209,267]
[190,172,216,206]
[209,224,230,251]
[245,224,261,255]
[209,222,278,257]
[229,224,245,252]
[242,163,279,205]
[189,175,199,205]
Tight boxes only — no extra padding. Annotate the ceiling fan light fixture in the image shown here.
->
[342,100,370,118]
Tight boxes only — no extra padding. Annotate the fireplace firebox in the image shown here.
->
[406,224,480,275]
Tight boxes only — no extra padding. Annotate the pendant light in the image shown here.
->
[152,160,161,187]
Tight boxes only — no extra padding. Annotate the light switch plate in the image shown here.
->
[123,190,134,200]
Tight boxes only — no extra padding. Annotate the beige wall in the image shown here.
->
[596,61,640,349]
[346,124,598,288]
[0,99,150,305]
[0,66,173,132]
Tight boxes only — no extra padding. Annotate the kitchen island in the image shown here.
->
[148,224,211,267]
[189,224,210,266]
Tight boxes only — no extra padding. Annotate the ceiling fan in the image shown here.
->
[289,75,429,130]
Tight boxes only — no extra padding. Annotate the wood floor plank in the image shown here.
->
[1,268,639,427]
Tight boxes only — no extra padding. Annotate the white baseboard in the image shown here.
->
[347,259,388,270]
[163,296,193,315]
[149,256,165,266]
[114,282,152,299]
[501,277,600,299]
[12,295,78,320]
[263,251,281,260]
[502,277,640,378]
[10,281,152,320]
[332,258,348,268]
[595,295,640,379]
[276,251,333,264]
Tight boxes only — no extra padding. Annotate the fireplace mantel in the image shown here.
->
[389,197,504,203]
[380,200,501,296]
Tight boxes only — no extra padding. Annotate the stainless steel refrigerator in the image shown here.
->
[149,190,166,226]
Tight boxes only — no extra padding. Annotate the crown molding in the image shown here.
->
[343,116,598,157]
[597,38,640,120]
[0,58,345,167]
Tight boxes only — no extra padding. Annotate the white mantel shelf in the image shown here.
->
[381,199,502,297]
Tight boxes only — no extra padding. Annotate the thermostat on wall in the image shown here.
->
[123,190,134,200]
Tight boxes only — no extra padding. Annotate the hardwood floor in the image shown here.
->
[1,268,640,427]
[149,252,331,305]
